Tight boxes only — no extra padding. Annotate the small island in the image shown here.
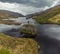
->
[20,24,37,38]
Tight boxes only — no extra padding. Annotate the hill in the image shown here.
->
[0,10,24,18]
[0,33,38,54]
[27,5,60,24]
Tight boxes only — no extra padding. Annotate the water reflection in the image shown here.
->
[37,24,60,40]
[0,17,35,32]
[1,17,60,54]
[36,24,60,54]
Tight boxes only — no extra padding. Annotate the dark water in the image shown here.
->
[0,17,60,54]
[1,17,60,54]
[3,28,21,37]
[3,24,60,54]
[36,24,60,54]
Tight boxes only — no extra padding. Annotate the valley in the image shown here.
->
[0,5,60,54]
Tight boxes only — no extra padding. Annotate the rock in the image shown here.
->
[20,24,37,38]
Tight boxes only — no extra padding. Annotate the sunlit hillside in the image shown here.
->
[28,5,60,24]
[48,14,60,24]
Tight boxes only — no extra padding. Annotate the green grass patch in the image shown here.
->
[0,48,10,54]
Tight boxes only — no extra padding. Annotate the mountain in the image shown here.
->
[27,5,60,24]
[0,33,38,54]
[0,10,24,18]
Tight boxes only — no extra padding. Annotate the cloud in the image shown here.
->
[0,2,26,15]
[0,0,59,15]
[44,0,59,10]
[0,0,60,7]
[51,0,59,7]
[0,2,43,15]
[0,1,49,15]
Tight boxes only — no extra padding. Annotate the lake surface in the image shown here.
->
[36,24,60,40]
[0,17,35,32]
[4,23,60,54]
[36,24,60,54]
[1,17,60,54]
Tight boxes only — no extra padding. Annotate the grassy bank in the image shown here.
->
[30,5,60,24]
[0,20,21,25]
[0,33,39,54]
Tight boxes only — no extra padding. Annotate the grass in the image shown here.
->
[0,20,21,25]
[0,33,38,54]
[32,5,60,24]
[0,48,11,54]
[48,14,60,24]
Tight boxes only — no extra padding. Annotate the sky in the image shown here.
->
[0,0,60,15]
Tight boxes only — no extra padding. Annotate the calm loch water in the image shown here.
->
[0,17,35,32]
[36,24,60,54]
[0,17,60,54]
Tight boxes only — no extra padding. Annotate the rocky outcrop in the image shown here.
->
[20,24,37,38]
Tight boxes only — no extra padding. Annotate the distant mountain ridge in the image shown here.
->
[27,5,60,24]
[27,5,60,18]
[0,10,24,18]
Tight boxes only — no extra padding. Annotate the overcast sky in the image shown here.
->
[0,0,60,15]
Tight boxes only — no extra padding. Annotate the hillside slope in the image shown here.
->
[0,10,24,18]
[28,5,60,24]
[0,33,38,54]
